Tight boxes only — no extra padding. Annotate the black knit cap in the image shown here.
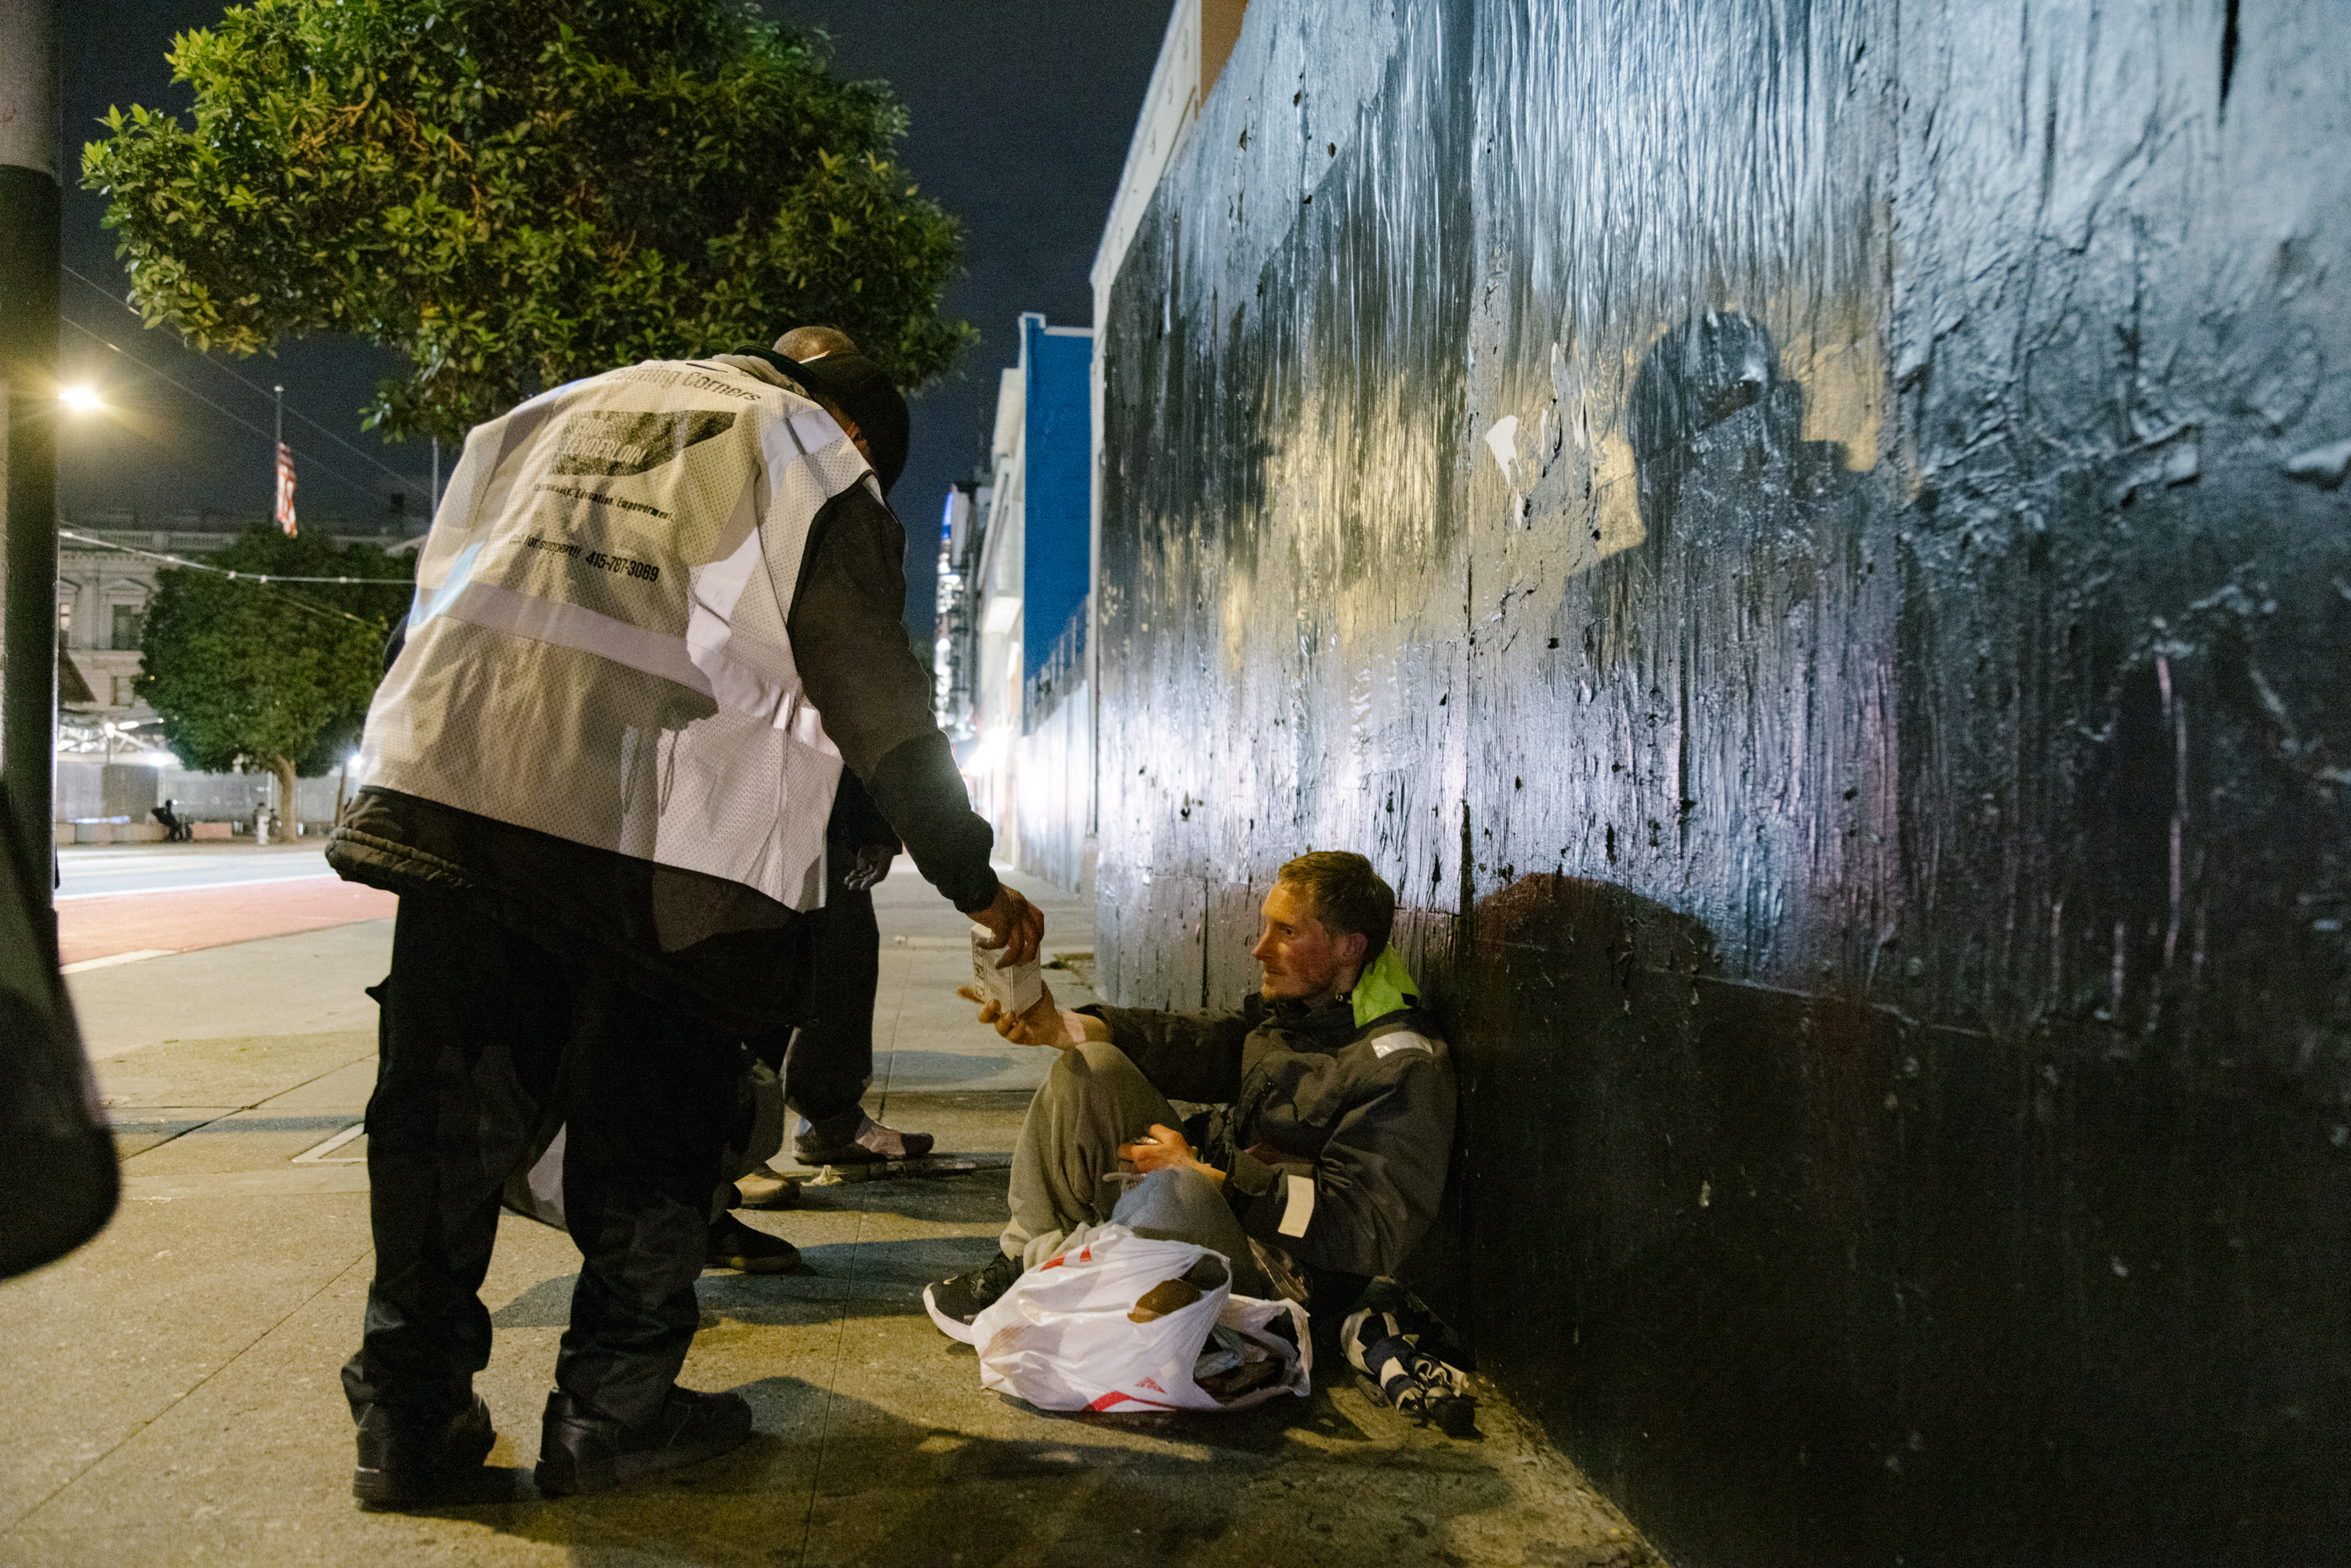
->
[775,351,910,495]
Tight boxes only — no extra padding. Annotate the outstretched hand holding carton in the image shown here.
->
[958,976,1107,1048]
[967,882,1044,966]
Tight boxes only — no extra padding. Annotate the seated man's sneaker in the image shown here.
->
[922,1249,1022,1343]
[793,1109,934,1166]
[351,1394,496,1507]
[706,1213,800,1273]
[534,1386,752,1497]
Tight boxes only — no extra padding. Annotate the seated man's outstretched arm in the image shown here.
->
[1078,1001,1255,1105]
[963,980,1108,1047]
[966,989,1253,1106]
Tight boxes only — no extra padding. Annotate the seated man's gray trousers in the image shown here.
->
[1005,1039,1272,1298]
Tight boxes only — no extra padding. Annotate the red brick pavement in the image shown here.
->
[56,878,398,967]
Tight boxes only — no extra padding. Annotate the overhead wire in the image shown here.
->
[60,529,406,628]
[65,317,285,455]
[62,317,411,510]
[61,263,434,502]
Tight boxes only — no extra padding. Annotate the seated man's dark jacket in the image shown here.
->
[1081,990,1454,1282]
[328,389,994,1030]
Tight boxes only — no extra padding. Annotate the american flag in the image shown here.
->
[274,441,298,535]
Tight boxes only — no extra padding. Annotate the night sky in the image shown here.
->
[60,0,1168,638]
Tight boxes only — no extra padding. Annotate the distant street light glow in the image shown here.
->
[962,729,1009,778]
[59,384,105,414]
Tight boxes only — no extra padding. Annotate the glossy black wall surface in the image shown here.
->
[1093,2,2350,1562]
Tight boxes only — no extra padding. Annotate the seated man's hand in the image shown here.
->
[1118,1123,1225,1186]
[957,981,1105,1048]
[970,882,1044,967]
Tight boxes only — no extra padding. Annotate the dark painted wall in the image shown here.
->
[1092,2,2351,1562]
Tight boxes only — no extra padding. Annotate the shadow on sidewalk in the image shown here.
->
[491,1237,1005,1330]
[401,1374,1547,1568]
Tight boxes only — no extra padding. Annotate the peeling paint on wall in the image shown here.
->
[1094,0,2351,1561]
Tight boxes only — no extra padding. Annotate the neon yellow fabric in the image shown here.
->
[1351,945,1420,1028]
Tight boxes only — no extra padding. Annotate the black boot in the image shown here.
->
[707,1212,802,1273]
[534,1386,754,1497]
[351,1394,496,1507]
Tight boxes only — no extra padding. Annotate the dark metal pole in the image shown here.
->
[2,0,62,893]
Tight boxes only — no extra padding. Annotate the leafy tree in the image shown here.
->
[83,0,973,443]
[136,527,412,823]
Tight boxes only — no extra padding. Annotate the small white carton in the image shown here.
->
[970,924,1045,1015]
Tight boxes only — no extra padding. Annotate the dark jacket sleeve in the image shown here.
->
[824,768,900,853]
[1085,1003,1255,1105]
[788,483,998,913]
[1233,1052,1457,1279]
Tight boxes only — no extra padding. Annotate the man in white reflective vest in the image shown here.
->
[326,335,1041,1505]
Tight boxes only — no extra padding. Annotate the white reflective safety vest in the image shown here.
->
[356,357,877,911]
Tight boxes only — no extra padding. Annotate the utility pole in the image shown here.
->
[272,382,298,536]
[2,0,62,882]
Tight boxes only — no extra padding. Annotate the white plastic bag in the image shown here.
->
[967,1224,1311,1413]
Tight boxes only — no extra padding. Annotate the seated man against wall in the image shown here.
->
[925,851,1454,1335]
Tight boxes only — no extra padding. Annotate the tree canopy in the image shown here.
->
[136,528,412,817]
[83,0,974,443]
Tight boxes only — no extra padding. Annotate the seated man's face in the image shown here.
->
[1252,882,1365,1004]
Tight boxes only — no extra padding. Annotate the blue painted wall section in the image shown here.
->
[1092,2,2350,1562]
[1020,314,1092,687]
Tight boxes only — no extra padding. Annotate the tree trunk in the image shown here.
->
[266,755,298,842]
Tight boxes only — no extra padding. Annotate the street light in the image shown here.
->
[58,384,105,415]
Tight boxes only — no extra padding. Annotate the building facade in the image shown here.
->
[47,512,413,832]
[938,314,1095,889]
[931,482,987,744]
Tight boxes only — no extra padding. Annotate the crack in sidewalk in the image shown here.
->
[108,1049,375,1157]
[2,1248,375,1534]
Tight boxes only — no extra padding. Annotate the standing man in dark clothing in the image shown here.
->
[753,768,939,1167]
[328,329,1040,1505]
[749,327,934,1169]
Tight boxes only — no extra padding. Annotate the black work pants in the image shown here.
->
[340,891,737,1430]
[764,849,880,1131]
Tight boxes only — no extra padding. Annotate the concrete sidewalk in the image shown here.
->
[0,865,1658,1567]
